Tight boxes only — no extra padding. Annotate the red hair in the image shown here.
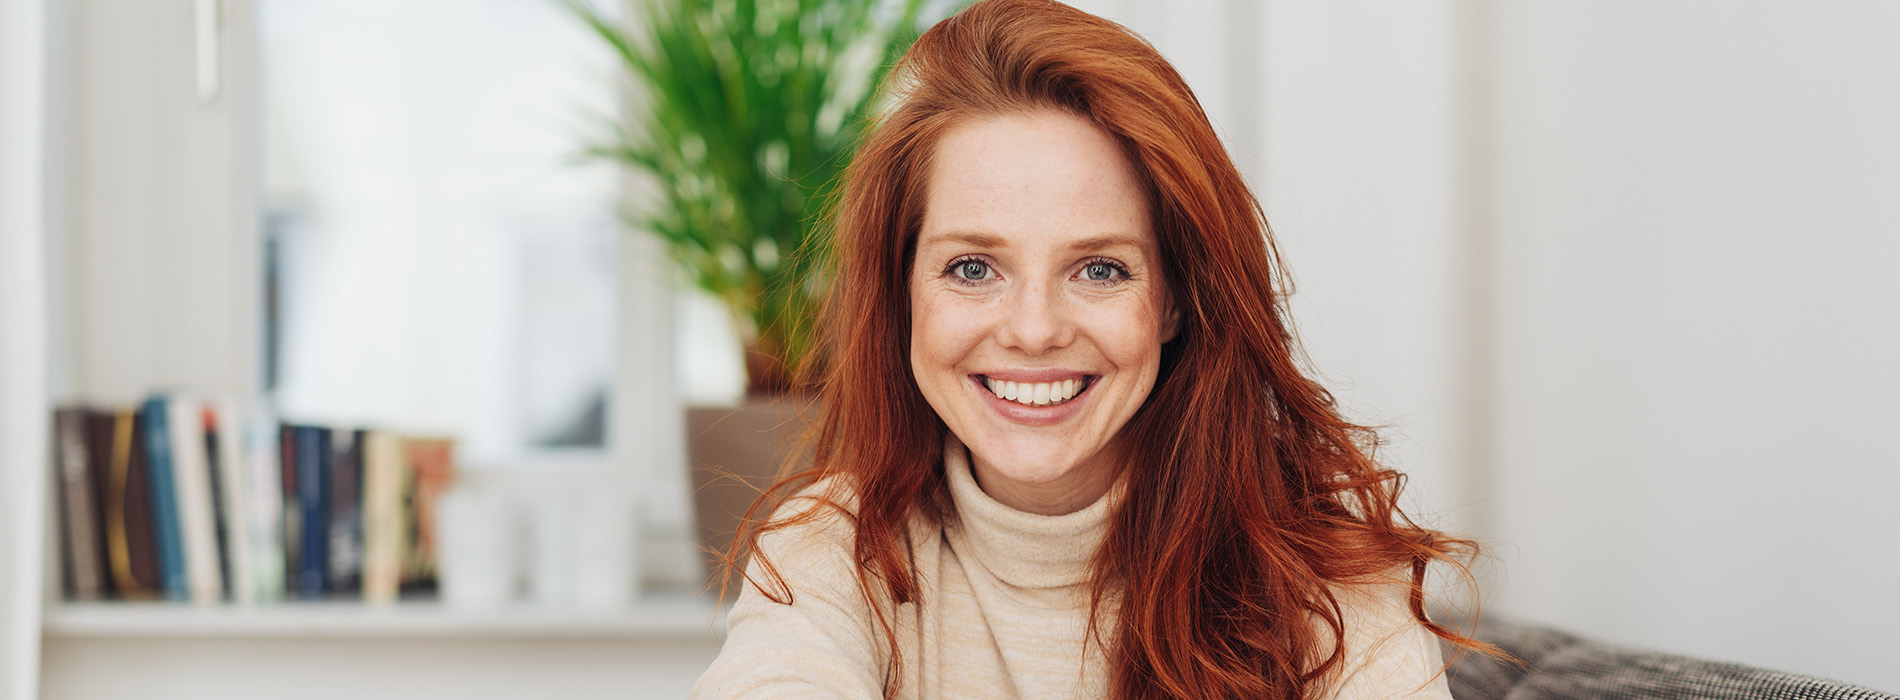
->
[735,1,1494,697]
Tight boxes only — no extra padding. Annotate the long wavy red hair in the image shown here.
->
[734,1,1493,698]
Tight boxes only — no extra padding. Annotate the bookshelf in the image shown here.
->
[40,604,723,700]
[43,592,723,640]
[7,1,720,698]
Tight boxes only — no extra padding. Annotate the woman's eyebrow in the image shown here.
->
[920,230,1007,249]
[1068,234,1146,254]
[917,230,1146,254]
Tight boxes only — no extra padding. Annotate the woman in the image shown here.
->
[696,1,1491,698]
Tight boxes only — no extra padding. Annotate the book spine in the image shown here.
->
[401,438,455,594]
[245,411,286,603]
[212,401,252,605]
[297,425,330,598]
[83,410,120,599]
[54,407,104,600]
[140,397,187,601]
[121,410,162,596]
[361,431,404,604]
[327,428,364,595]
[167,396,222,605]
[104,410,139,596]
[202,406,234,602]
[279,423,300,598]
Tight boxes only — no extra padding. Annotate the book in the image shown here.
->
[53,407,105,600]
[279,422,301,598]
[83,410,121,598]
[167,396,223,605]
[53,402,463,606]
[140,397,187,601]
[361,431,406,604]
[401,438,455,594]
[201,405,235,601]
[296,425,331,598]
[210,401,253,604]
[326,428,364,595]
[243,410,287,603]
[106,409,162,598]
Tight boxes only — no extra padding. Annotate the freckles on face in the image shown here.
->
[907,110,1180,515]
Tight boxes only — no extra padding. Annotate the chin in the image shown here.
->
[966,434,1093,485]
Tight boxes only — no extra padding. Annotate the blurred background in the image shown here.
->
[2,0,1895,698]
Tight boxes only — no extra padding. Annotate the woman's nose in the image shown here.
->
[996,280,1073,355]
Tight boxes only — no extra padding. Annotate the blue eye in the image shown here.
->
[1081,260,1128,283]
[947,258,992,282]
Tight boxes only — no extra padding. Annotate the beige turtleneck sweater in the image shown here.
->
[693,437,1453,699]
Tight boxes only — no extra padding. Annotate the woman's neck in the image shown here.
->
[967,447,1117,516]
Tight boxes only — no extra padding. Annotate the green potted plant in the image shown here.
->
[565,0,930,396]
[563,0,935,591]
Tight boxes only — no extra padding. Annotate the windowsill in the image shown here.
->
[41,588,726,641]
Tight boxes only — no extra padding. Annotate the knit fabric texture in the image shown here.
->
[1441,615,1898,700]
[694,435,1454,699]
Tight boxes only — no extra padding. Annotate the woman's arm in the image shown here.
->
[693,496,890,700]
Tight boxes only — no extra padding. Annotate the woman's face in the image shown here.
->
[909,110,1178,516]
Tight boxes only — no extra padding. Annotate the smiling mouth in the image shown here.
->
[979,375,1094,407]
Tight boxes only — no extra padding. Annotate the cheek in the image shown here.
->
[910,292,978,371]
[1089,296,1170,369]
[907,283,933,363]
[909,286,964,382]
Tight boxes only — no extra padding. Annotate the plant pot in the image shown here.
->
[687,398,820,597]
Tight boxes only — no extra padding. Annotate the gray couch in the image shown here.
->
[1441,616,1898,700]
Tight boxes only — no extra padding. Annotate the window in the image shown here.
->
[259,0,621,465]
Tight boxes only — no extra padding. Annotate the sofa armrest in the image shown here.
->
[1435,615,1898,700]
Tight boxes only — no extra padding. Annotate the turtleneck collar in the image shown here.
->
[943,433,1115,590]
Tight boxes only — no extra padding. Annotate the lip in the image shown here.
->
[968,372,1097,426]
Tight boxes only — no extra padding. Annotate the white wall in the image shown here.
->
[1074,0,1484,538]
[54,0,259,405]
[1250,2,1482,539]
[1081,0,1900,690]
[1484,1,1900,689]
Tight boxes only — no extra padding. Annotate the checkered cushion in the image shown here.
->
[1440,616,1898,700]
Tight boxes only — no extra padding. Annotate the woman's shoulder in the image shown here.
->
[701,479,918,698]
[750,475,939,572]
[1327,572,1419,629]
[771,474,859,519]
[1319,572,1453,699]
[753,475,862,558]
[744,479,946,597]
[1318,570,1436,652]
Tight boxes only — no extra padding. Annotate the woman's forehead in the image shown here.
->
[919,111,1152,251]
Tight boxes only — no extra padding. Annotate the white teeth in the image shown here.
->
[983,376,1088,407]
